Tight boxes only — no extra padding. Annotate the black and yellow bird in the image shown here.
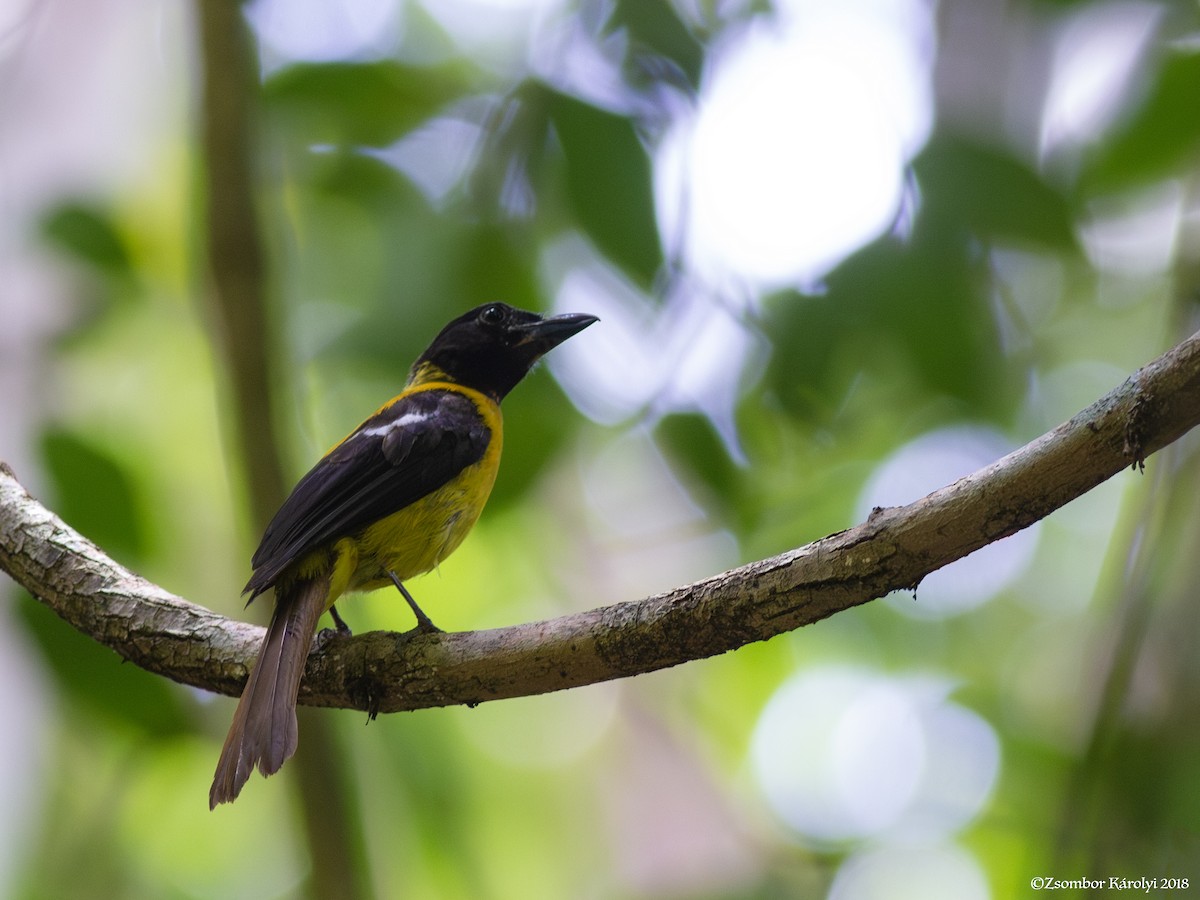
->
[209,303,596,807]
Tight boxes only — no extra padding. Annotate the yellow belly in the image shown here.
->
[354,462,497,588]
[321,445,500,609]
[281,380,504,613]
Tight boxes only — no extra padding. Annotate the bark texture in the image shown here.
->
[3,329,1200,713]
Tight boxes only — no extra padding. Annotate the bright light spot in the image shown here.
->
[417,0,563,58]
[669,0,935,290]
[529,7,636,112]
[247,0,401,65]
[578,430,739,598]
[545,237,762,454]
[583,431,709,538]
[649,289,763,459]
[0,0,35,62]
[989,248,1066,355]
[829,843,990,900]
[1079,181,1183,276]
[1039,2,1161,157]
[544,243,665,424]
[830,682,926,834]
[904,697,1002,838]
[750,667,1000,844]
[369,116,484,205]
[857,427,1039,618]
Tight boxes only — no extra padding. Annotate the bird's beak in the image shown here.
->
[514,312,599,353]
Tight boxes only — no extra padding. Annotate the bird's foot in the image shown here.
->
[315,604,353,650]
[388,571,444,634]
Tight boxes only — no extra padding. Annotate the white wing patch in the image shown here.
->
[360,410,430,437]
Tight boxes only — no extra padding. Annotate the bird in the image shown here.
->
[209,302,597,807]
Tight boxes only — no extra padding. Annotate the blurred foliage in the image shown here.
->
[915,135,1080,251]
[606,0,705,90]
[263,60,476,147]
[5,0,1200,898]
[545,89,664,287]
[40,202,135,284]
[40,428,149,563]
[17,594,193,740]
[1081,45,1200,193]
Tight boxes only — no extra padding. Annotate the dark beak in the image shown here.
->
[515,312,599,354]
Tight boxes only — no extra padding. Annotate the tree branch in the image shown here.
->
[4,330,1200,713]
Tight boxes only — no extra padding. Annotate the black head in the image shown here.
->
[412,303,598,400]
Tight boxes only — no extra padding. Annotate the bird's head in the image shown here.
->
[410,303,598,400]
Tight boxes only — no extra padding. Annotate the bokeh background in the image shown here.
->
[2,0,1200,897]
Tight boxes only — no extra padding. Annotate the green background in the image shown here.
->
[2,0,1199,897]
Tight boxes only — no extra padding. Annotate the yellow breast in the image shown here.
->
[349,446,501,591]
[321,387,503,607]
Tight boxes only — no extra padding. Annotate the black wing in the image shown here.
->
[244,389,491,598]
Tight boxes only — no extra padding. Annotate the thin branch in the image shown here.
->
[3,330,1200,713]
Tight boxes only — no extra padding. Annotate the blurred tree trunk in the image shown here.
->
[195,2,373,897]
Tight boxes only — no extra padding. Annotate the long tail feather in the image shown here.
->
[209,574,329,808]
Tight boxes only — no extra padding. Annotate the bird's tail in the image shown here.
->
[209,573,329,808]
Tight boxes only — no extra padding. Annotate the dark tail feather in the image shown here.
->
[209,574,329,808]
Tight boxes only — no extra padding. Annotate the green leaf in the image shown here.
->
[546,91,664,286]
[913,135,1078,251]
[768,134,1072,417]
[40,202,134,279]
[263,61,473,147]
[766,225,1013,419]
[1081,48,1200,194]
[655,412,742,522]
[41,428,148,565]
[608,0,704,89]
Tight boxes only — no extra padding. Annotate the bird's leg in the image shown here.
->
[329,604,353,636]
[388,571,443,634]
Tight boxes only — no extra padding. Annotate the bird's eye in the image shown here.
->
[480,304,506,326]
